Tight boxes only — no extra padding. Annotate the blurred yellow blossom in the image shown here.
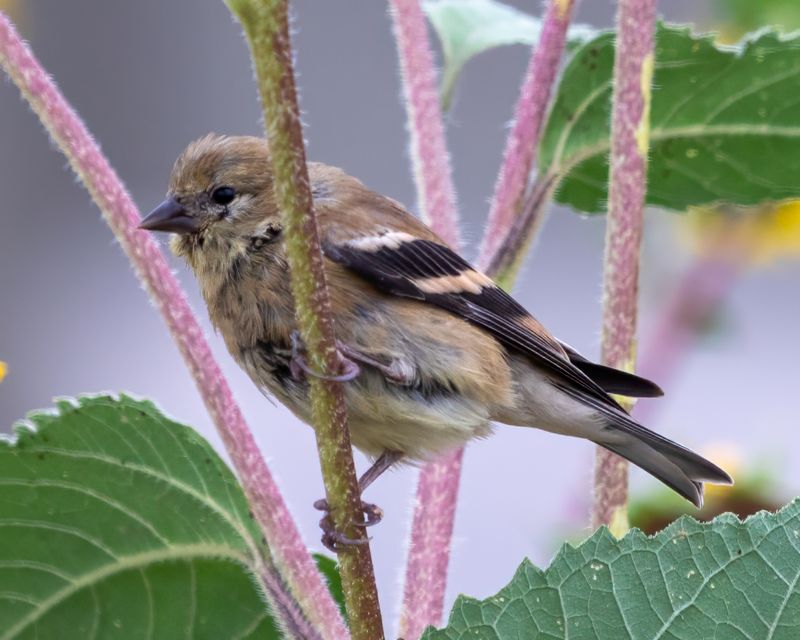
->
[713,0,800,43]
[700,442,743,499]
[629,440,784,534]
[0,362,6,384]
[682,200,800,266]
[0,0,18,18]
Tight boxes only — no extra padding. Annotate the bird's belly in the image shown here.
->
[238,344,491,459]
[343,377,492,460]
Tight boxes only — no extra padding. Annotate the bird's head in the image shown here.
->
[140,134,284,268]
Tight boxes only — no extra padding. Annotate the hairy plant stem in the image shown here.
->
[0,10,345,639]
[226,1,383,637]
[392,0,576,636]
[388,1,462,637]
[482,175,558,281]
[592,0,656,531]
[389,0,460,247]
[477,0,577,270]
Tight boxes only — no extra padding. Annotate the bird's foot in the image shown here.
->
[336,343,416,386]
[313,498,384,553]
[289,330,360,382]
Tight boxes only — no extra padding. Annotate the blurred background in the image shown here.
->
[1,0,798,626]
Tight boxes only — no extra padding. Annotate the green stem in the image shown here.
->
[0,10,342,638]
[226,1,384,637]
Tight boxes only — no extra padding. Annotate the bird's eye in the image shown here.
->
[211,186,236,206]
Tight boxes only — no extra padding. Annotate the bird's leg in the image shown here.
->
[357,449,404,493]
[336,343,416,386]
[289,330,360,382]
[291,330,415,386]
[314,450,404,552]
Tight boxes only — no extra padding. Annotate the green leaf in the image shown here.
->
[0,395,279,639]
[314,554,346,620]
[540,24,800,213]
[714,0,800,36]
[424,500,800,639]
[422,0,595,109]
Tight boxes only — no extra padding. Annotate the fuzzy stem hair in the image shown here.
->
[388,1,463,636]
[476,0,577,272]
[389,0,461,248]
[592,0,657,530]
[0,11,344,640]
[226,1,384,637]
[391,0,577,635]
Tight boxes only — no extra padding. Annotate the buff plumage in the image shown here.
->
[141,134,732,511]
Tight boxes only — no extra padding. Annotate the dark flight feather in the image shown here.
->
[559,342,664,398]
[324,231,735,509]
[325,237,630,410]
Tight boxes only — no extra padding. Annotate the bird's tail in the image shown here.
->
[597,413,733,508]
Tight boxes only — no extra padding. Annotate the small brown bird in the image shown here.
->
[141,135,731,542]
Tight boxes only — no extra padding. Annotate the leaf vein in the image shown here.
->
[0,478,170,546]
[0,544,249,640]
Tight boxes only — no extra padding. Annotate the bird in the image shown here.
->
[140,134,732,546]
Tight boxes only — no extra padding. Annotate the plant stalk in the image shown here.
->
[476,0,577,270]
[388,1,462,636]
[592,0,656,530]
[0,11,346,639]
[226,1,383,637]
[389,0,460,247]
[392,0,577,634]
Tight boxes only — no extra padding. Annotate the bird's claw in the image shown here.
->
[359,502,384,527]
[289,330,360,382]
[313,498,384,553]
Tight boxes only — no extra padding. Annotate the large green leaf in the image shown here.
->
[422,0,595,109]
[540,24,800,213]
[715,0,800,37]
[0,395,278,639]
[424,500,800,639]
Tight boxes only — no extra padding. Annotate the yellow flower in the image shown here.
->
[0,0,18,17]
[682,200,800,266]
[700,442,742,499]
[0,361,6,384]
[751,200,800,264]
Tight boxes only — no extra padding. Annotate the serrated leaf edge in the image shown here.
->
[431,498,800,635]
[3,393,260,557]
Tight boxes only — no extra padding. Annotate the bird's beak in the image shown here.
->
[139,198,200,234]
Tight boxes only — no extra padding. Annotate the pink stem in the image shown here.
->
[634,257,741,425]
[592,0,657,529]
[388,0,460,248]
[476,0,577,270]
[388,1,462,636]
[391,1,577,634]
[0,13,347,639]
[399,447,464,639]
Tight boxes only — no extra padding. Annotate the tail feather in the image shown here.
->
[596,411,732,508]
[599,420,732,507]
[549,381,733,507]
[602,440,706,507]
[571,360,664,398]
[558,341,664,398]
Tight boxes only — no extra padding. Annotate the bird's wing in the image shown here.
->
[558,341,663,398]
[321,227,625,411]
